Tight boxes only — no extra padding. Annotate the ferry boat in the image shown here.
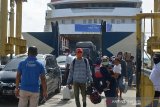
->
[44,0,142,56]
[23,0,142,57]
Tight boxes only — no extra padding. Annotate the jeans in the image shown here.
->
[118,76,124,91]
[127,69,133,87]
[18,90,39,107]
[73,82,86,107]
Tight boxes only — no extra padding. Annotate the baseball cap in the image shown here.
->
[76,48,83,53]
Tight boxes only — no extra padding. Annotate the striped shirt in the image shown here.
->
[67,58,93,84]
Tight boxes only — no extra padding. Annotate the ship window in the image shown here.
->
[121,19,125,23]
[117,20,121,24]
[111,19,115,24]
[99,19,103,24]
[88,4,92,7]
[88,19,92,24]
[94,19,97,24]
[62,19,65,24]
[131,19,135,23]
[71,19,75,24]
[83,19,87,24]
[54,2,137,9]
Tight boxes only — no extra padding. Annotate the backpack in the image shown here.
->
[89,88,102,104]
[70,58,88,84]
[94,64,103,78]
[72,58,87,71]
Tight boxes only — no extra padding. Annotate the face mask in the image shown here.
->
[102,62,109,66]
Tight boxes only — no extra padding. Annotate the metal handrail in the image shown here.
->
[142,68,152,76]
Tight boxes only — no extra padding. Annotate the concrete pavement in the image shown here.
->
[39,87,136,107]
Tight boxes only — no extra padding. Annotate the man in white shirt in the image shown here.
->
[64,49,74,85]
[150,53,160,107]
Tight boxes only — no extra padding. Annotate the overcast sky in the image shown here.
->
[22,0,154,32]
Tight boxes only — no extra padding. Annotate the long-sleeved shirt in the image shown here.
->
[67,58,93,84]
[150,62,160,91]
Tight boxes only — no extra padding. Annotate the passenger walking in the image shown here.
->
[95,56,117,107]
[126,56,135,87]
[112,57,121,98]
[67,48,93,107]
[149,53,160,107]
[117,52,127,100]
[64,48,74,85]
[15,46,47,107]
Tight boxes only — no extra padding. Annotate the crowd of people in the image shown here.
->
[14,45,160,107]
[64,48,136,107]
[15,46,136,107]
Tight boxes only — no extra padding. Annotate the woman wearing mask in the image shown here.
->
[95,56,117,107]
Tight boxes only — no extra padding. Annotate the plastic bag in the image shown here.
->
[123,82,128,93]
[62,86,71,100]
